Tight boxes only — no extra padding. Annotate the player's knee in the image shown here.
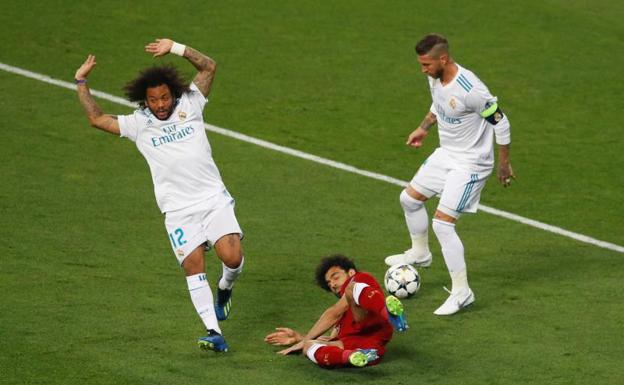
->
[400,189,425,212]
[215,234,243,267]
[302,339,317,355]
[221,252,242,269]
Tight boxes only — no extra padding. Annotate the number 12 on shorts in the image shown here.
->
[169,228,187,248]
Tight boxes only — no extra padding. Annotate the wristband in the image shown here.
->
[170,42,186,56]
[75,79,87,84]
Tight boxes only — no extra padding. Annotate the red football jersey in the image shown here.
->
[336,272,393,346]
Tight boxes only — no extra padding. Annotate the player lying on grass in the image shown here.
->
[264,255,407,368]
[74,38,244,352]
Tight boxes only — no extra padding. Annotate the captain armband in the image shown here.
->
[480,102,505,125]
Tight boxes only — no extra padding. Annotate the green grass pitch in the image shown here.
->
[1,1,622,384]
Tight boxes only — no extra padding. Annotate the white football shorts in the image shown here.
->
[409,147,492,218]
[164,190,243,265]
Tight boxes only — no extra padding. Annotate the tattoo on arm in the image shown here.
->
[184,46,217,97]
[77,85,120,134]
[419,112,437,131]
[77,84,103,121]
[99,115,119,133]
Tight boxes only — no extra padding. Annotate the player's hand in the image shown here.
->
[406,127,428,148]
[145,38,174,57]
[277,341,304,355]
[75,55,96,81]
[264,327,302,346]
[497,162,515,187]
[316,335,334,342]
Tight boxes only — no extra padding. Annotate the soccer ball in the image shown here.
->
[384,264,421,299]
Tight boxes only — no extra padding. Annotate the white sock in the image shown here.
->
[218,256,245,290]
[432,219,468,292]
[400,190,430,256]
[306,343,324,364]
[186,273,221,334]
[450,269,469,292]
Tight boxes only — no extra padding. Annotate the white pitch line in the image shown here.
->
[2,61,622,254]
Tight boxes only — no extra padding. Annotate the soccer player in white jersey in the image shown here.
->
[74,38,244,351]
[385,33,515,315]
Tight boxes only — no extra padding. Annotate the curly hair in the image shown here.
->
[314,254,357,292]
[123,64,190,108]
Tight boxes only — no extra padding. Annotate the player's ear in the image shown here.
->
[347,269,356,277]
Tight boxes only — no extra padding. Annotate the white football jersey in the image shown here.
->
[118,83,226,213]
[428,64,499,172]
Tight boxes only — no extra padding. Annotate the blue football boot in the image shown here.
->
[215,284,232,321]
[386,295,408,332]
[197,330,229,352]
[349,349,380,367]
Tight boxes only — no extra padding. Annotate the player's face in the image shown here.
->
[146,84,174,120]
[325,266,356,295]
[417,54,444,79]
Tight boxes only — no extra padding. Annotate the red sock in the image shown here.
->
[357,287,388,319]
[314,346,354,368]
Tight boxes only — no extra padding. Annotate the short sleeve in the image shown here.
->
[464,80,498,115]
[187,82,208,113]
[429,102,437,116]
[118,113,139,142]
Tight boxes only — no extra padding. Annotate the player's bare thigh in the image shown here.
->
[406,184,456,224]
[214,233,243,268]
[405,185,429,202]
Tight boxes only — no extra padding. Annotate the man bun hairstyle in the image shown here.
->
[315,254,357,291]
[415,33,449,57]
[123,64,191,108]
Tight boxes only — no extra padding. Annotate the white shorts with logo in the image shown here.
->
[164,190,243,265]
[410,147,492,218]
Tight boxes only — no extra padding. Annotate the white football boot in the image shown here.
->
[433,287,475,316]
[384,248,432,267]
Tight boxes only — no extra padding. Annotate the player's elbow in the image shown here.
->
[87,116,100,128]
[207,60,217,74]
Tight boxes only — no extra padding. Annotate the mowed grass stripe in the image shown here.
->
[1,61,622,254]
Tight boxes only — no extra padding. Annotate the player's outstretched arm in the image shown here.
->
[302,296,349,342]
[264,327,303,346]
[144,38,216,98]
[407,111,437,147]
[75,55,120,135]
[497,144,515,187]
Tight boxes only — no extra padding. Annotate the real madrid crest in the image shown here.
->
[178,111,187,120]
[494,112,502,122]
[449,98,457,109]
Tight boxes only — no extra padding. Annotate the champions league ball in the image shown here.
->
[384,264,421,299]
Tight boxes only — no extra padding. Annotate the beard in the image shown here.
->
[430,67,444,79]
[150,106,173,120]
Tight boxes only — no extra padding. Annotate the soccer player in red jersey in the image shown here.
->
[264,255,407,368]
